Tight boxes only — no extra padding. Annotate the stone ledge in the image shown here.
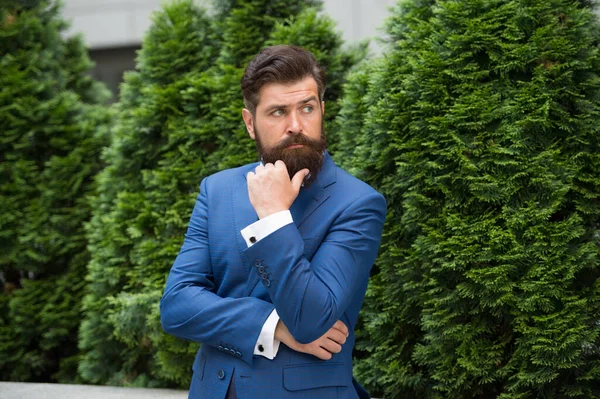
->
[0,382,188,399]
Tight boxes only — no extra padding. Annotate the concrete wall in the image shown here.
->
[62,0,396,50]
[322,0,395,53]
[60,0,397,99]
[62,0,210,49]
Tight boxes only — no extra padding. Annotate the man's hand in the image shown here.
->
[275,319,349,360]
[247,160,309,219]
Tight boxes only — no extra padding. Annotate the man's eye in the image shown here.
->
[272,109,284,116]
[302,105,313,113]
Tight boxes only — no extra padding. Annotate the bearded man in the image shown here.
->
[160,45,386,399]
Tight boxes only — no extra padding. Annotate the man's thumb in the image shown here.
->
[291,168,309,192]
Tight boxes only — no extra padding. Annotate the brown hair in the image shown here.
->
[241,45,326,115]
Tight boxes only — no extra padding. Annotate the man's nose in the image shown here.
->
[286,112,302,134]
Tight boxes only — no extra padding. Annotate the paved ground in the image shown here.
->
[1,381,381,398]
[0,382,189,399]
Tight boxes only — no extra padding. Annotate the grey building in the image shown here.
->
[61,0,397,98]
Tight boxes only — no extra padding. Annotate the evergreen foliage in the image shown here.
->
[0,0,111,382]
[338,0,600,397]
[79,0,360,388]
[78,1,219,386]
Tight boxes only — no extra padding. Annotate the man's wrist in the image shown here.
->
[254,309,281,359]
[274,319,298,352]
[256,206,288,219]
[241,210,292,247]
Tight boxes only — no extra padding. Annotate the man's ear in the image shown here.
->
[242,108,255,140]
[321,101,325,116]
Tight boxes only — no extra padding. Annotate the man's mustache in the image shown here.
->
[272,134,322,150]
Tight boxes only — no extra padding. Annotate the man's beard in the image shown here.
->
[254,123,327,188]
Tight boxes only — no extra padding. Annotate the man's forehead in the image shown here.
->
[257,77,319,108]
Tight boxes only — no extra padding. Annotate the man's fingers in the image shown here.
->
[247,159,306,219]
[300,341,333,360]
[298,328,347,360]
[274,160,286,170]
[314,346,333,360]
[291,168,309,192]
[326,328,347,345]
[320,338,343,354]
[332,320,349,336]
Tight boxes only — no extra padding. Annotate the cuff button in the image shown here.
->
[258,344,264,352]
[250,236,257,243]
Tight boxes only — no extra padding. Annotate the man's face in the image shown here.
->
[242,76,327,186]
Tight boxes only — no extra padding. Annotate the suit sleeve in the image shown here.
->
[159,177,274,366]
[242,190,387,344]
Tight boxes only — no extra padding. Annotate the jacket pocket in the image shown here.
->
[283,362,348,391]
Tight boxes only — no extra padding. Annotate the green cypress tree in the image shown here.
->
[339,0,600,397]
[213,0,321,67]
[334,2,436,396]
[0,0,111,383]
[78,1,218,386]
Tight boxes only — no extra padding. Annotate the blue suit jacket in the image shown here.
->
[160,153,386,399]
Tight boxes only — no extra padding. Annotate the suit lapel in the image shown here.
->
[290,152,336,228]
[289,181,328,228]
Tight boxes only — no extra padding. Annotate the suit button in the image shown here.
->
[262,278,271,287]
[217,345,224,351]
[254,260,262,267]
[217,369,226,380]
[257,266,265,274]
[235,351,242,357]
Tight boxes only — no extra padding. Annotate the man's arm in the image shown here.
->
[246,192,385,343]
[246,161,386,344]
[159,177,275,366]
[244,212,351,360]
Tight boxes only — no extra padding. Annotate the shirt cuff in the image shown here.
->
[254,309,281,359]
[241,210,293,247]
